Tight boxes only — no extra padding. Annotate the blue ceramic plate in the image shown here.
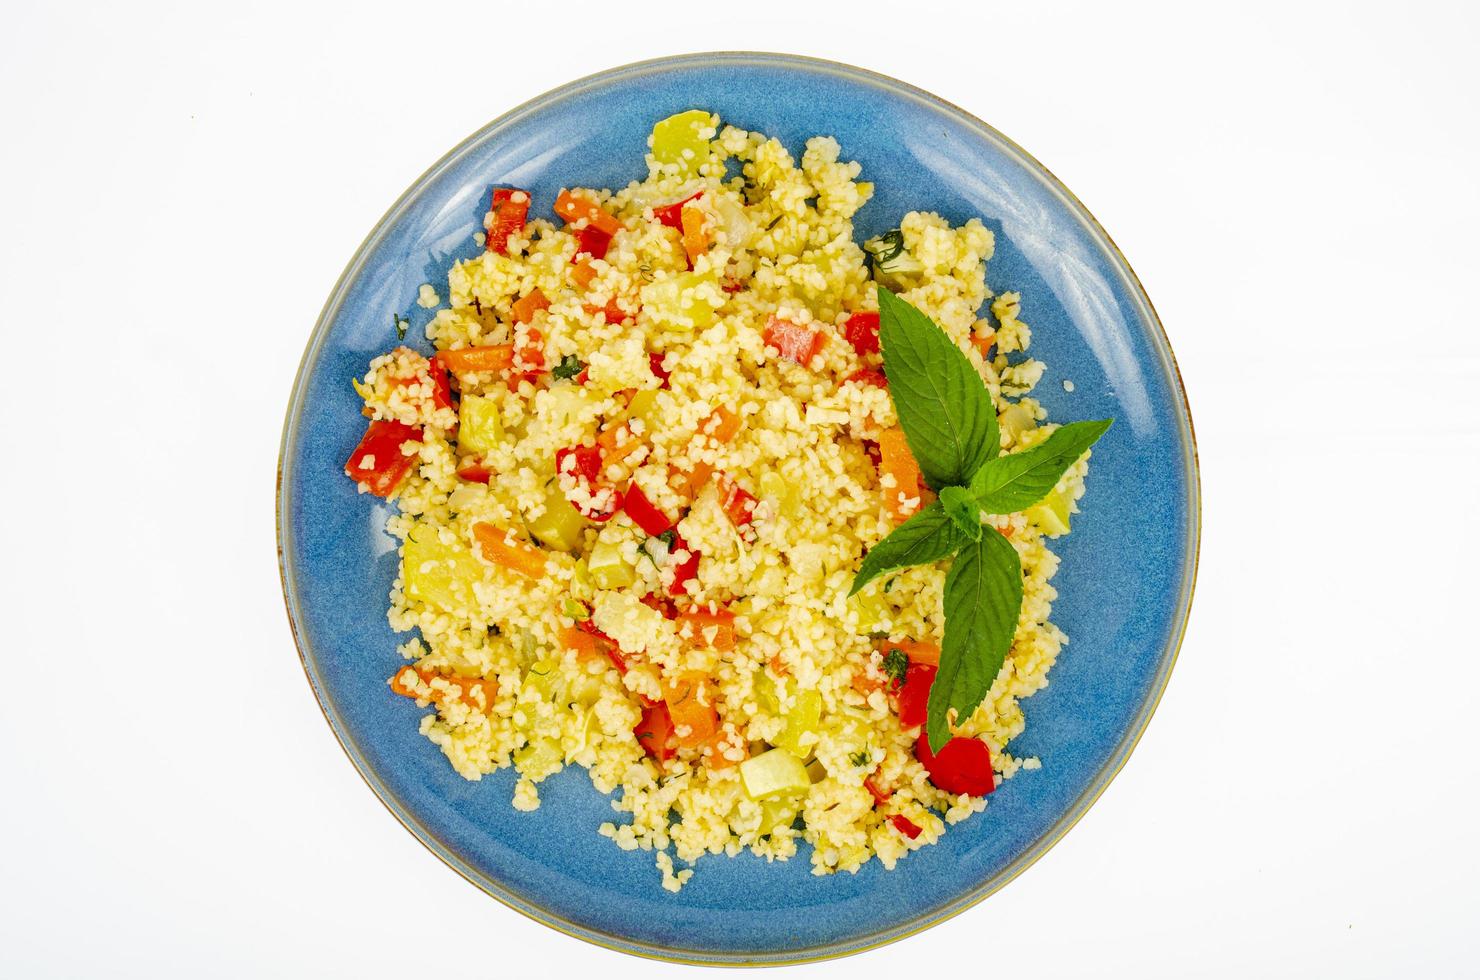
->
[278,52,1198,965]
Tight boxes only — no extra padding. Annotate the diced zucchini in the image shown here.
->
[758,796,800,836]
[846,584,889,634]
[521,657,564,703]
[1025,485,1072,536]
[758,470,800,520]
[753,669,781,715]
[650,109,715,177]
[588,527,635,590]
[627,388,659,426]
[527,482,586,552]
[544,384,597,432]
[514,736,563,779]
[821,710,875,775]
[863,229,923,280]
[457,393,503,454]
[402,522,482,612]
[740,747,812,800]
[773,688,821,758]
[641,271,724,330]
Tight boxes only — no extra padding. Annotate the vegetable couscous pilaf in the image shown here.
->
[343,110,1108,891]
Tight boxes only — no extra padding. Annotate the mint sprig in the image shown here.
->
[852,287,1113,751]
[878,288,999,490]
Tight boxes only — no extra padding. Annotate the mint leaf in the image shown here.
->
[926,528,1022,752]
[878,287,999,490]
[849,502,967,597]
[938,485,982,541]
[968,419,1113,515]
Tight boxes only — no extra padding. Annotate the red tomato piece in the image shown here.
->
[652,191,702,230]
[842,310,880,355]
[847,368,888,388]
[486,188,530,255]
[426,358,455,413]
[890,814,923,840]
[344,420,423,497]
[571,224,611,260]
[639,593,679,620]
[916,734,996,797]
[894,663,937,729]
[716,475,758,528]
[762,316,826,365]
[668,532,700,596]
[555,445,603,484]
[455,462,493,484]
[622,483,673,537]
[648,351,671,388]
[634,702,675,762]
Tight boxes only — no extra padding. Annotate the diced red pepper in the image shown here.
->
[668,532,700,596]
[648,351,671,388]
[763,316,826,366]
[486,188,530,255]
[634,702,675,762]
[571,224,612,260]
[916,734,996,797]
[895,663,937,729]
[425,358,455,412]
[576,619,626,673]
[842,310,880,356]
[622,483,673,537]
[653,192,702,230]
[890,815,923,840]
[716,475,757,529]
[864,776,892,806]
[556,445,603,484]
[847,368,888,389]
[344,419,423,497]
[584,299,633,324]
[639,593,679,620]
[455,462,493,484]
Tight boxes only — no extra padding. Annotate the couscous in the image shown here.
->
[342,111,1102,891]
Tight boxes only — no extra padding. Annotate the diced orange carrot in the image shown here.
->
[703,729,746,770]
[677,605,736,651]
[970,330,996,358]
[878,427,924,524]
[471,523,548,578]
[553,189,621,236]
[768,652,789,677]
[390,665,499,712]
[436,345,514,375]
[680,205,709,264]
[582,298,632,323]
[877,638,940,667]
[663,670,720,748]
[511,287,549,324]
[570,257,599,289]
[851,669,883,696]
[698,405,741,443]
[596,421,642,460]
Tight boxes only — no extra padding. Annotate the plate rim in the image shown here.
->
[275,49,1201,966]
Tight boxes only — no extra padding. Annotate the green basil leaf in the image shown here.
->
[878,287,999,490]
[848,502,967,597]
[938,485,982,541]
[968,419,1113,515]
[926,528,1022,753]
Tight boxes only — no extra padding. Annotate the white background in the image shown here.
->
[3,1,1477,976]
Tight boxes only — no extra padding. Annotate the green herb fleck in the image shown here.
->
[551,354,585,382]
[882,649,909,687]
[848,750,870,768]
[392,313,409,340]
